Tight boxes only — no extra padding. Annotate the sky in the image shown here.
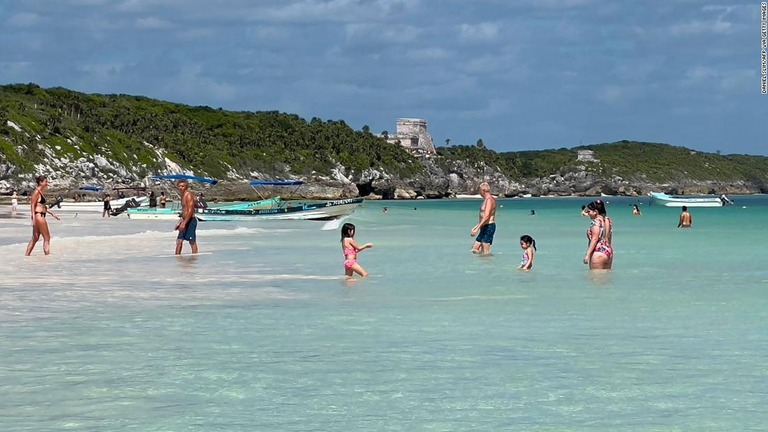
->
[0,0,765,155]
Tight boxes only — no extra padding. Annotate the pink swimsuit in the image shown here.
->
[343,247,357,269]
[587,218,613,259]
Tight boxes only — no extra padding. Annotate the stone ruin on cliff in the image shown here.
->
[381,118,436,155]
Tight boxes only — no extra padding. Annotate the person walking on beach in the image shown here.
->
[340,222,373,279]
[11,190,18,213]
[174,179,198,255]
[583,200,613,270]
[25,175,60,256]
[102,193,111,218]
[678,206,692,228]
[519,235,536,271]
[470,182,497,255]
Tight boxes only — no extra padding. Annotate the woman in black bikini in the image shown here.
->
[25,175,60,256]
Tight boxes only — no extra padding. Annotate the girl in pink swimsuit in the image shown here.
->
[341,223,373,278]
[519,235,536,271]
[583,201,613,270]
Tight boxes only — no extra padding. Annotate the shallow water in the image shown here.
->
[1,196,767,431]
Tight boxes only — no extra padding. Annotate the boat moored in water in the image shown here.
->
[649,192,734,207]
[125,177,363,221]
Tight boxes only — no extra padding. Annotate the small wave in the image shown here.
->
[321,216,350,231]
[430,295,529,301]
[199,226,274,236]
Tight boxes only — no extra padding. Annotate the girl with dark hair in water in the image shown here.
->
[519,235,536,271]
[340,223,373,278]
[25,175,60,256]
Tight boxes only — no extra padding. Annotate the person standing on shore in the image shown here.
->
[678,206,692,228]
[174,179,198,255]
[102,194,111,218]
[25,175,60,256]
[470,182,497,255]
[11,190,18,213]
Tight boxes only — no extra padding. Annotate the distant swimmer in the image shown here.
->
[677,206,692,228]
[174,179,199,255]
[632,204,641,216]
[530,209,536,216]
[519,235,536,271]
[470,182,497,255]
[382,206,388,213]
[25,175,60,256]
[340,222,373,279]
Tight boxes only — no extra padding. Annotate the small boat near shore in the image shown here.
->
[649,192,734,207]
[51,185,149,214]
[199,180,363,221]
[126,177,363,221]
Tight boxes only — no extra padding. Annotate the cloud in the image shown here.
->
[667,4,747,35]
[669,19,732,35]
[346,23,422,44]
[684,66,756,92]
[594,84,650,105]
[406,47,452,61]
[459,22,500,42]
[135,16,173,29]
[6,12,41,28]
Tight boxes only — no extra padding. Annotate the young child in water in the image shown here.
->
[340,223,373,278]
[519,235,536,271]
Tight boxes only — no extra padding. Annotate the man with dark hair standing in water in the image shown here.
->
[174,179,199,255]
[470,182,497,255]
[677,206,692,228]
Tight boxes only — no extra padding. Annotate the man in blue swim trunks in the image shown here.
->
[470,182,497,255]
[174,179,199,255]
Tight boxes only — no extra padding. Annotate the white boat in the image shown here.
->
[649,192,734,207]
[201,197,364,221]
[125,176,363,222]
[51,185,149,213]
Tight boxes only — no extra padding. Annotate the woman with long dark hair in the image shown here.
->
[583,200,612,269]
[25,175,60,256]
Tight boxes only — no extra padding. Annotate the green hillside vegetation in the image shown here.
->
[572,141,768,182]
[0,83,422,179]
[2,84,767,186]
[454,141,768,183]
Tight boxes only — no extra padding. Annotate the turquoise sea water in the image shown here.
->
[1,196,767,431]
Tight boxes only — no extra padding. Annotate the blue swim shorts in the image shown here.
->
[475,222,496,244]
[177,217,198,242]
